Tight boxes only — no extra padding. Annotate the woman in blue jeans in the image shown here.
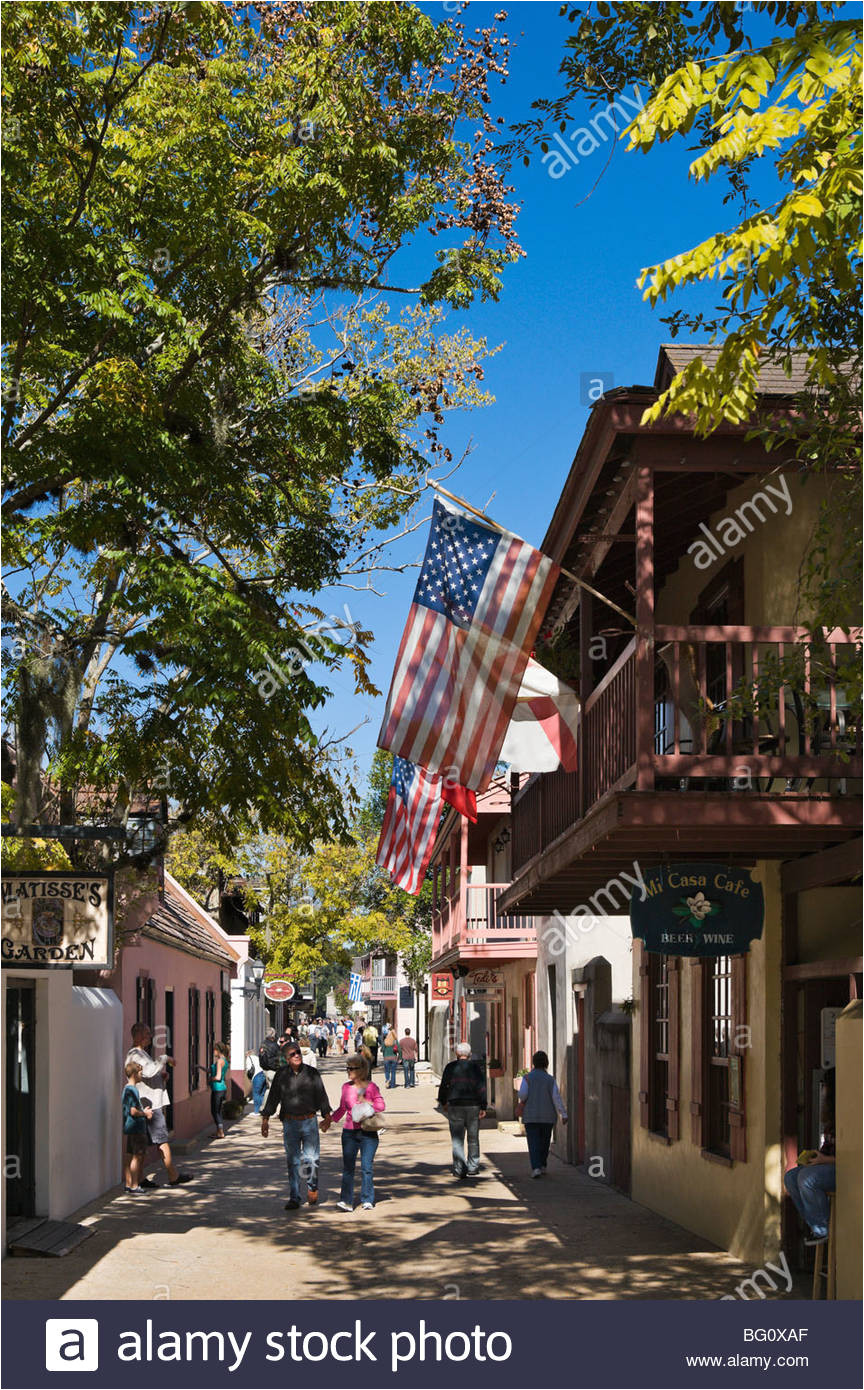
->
[381,1028,400,1088]
[329,1057,386,1210]
[516,1051,568,1177]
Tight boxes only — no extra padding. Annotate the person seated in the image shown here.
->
[784,1136,835,1245]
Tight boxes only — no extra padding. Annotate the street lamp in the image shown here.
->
[240,958,266,998]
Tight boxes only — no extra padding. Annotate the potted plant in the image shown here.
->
[488,1058,504,1079]
[514,1067,528,1091]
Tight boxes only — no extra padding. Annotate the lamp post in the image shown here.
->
[240,958,266,998]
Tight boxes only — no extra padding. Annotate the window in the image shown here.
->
[639,950,680,1140]
[135,975,156,1032]
[523,972,536,1067]
[488,999,503,1064]
[205,989,216,1060]
[188,988,201,1091]
[691,954,747,1161]
[706,955,732,1157]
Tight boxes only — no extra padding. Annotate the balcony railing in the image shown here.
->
[432,882,537,961]
[512,626,861,874]
[366,975,397,997]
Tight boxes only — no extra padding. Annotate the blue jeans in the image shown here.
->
[402,1060,416,1087]
[784,1163,835,1238]
[447,1104,480,1175]
[525,1122,554,1171]
[251,1070,268,1113]
[281,1116,320,1201]
[383,1059,398,1087]
[340,1129,379,1206]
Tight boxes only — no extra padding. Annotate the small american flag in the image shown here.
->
[378,500,559,790]
[376,757,443,894]
[348,972,363,1003]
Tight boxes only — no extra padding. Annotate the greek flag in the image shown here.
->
[348,972,363,1003]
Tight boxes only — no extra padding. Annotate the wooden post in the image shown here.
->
[781,891,799,1254]
[459,815,469,940]
[636,466,655,790]
[579,590,594,818]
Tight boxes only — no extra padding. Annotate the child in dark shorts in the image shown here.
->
[122,1061,153,1195]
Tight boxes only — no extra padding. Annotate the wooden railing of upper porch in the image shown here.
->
[512,626,861,874]
[431,882,537,963]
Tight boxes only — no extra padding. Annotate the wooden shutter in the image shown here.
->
[638,946,650,1128]
[666,958,681,1141]
[690,959,704,1146]
[729,954,747,1162]
[146,978,156,1033]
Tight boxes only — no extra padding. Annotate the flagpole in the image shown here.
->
[428,480,637,628]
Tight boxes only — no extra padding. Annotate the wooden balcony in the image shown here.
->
[503,626,861,915]
[366,975,397,998]
[431,882,537,970]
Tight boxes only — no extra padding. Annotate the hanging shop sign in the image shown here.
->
[1,872,113,968]
[263,978,296,1003]
[630,863,764,956]
[464,968,504,990]
[430,971,454,1002]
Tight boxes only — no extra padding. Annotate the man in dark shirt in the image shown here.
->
[438,1042,487,1179]
[261,1042,332,1210]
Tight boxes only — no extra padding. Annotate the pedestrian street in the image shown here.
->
[2,1058,801,1303]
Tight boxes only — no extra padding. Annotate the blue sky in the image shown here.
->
[312,1,783,784]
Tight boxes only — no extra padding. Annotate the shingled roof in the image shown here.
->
[655,344,814,395]
[143,875,238,968]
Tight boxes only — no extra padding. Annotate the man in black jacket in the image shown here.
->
[438,1042,487,1179]
[261,1042,332,1210]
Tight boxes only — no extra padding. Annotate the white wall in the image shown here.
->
[228,958,268,1074]
[36,974,124,1220]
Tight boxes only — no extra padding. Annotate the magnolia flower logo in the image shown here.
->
[672,891,721,929]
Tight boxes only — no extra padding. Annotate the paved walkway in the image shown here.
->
[4,1060,761,1301]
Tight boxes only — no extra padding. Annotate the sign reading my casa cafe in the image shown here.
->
[630,863,765,957]
[1,873,113,968]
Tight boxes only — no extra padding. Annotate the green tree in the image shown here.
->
[2,2,520,858]
[509,3,861,633]
[167,750,433,983]
[512,3,860,419]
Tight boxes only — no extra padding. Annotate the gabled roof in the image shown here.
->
[143,872,239,969]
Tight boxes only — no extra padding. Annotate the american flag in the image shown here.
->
[378,500,559,790]
[376,757,443,894]
[348,972,363,1003]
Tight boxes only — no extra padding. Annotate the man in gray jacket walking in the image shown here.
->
[515,1051,568,1177]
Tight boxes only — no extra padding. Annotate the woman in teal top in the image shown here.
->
[381,1028,400,1088]
[209,1042,229,1138]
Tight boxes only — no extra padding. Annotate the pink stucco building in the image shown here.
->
[101,872,241,1143]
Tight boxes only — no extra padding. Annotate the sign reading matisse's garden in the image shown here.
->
[630,863,764,957]
[1,872,113,967]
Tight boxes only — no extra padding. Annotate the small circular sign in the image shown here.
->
[263,979,296,1003]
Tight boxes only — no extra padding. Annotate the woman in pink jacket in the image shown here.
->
[330,1056,386,1210]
